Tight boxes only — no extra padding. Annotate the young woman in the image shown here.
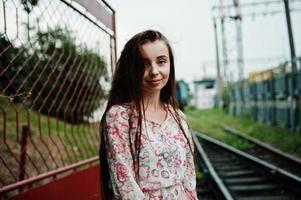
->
[99,30,198,200]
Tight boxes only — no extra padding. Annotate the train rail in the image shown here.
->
[193,130,301,200]
[223,125,301,178]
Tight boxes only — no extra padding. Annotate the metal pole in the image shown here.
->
[233,0,244,81]
[19,125,30,192]
[284,0,296,69]
[236,19,244,80]
[284,0,297,130]
[220,0,228,83]
[214,18,223,108]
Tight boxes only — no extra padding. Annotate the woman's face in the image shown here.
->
[140,40,170,95]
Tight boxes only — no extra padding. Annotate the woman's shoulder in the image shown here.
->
[165,104,186,119]
[106,103,131,114]
[105,103,134,120]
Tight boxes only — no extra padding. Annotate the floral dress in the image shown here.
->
[103,104,198,200]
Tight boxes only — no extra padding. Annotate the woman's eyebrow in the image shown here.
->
[157,55,168,59]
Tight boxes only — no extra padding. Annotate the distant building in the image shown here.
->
[192,79,217,110]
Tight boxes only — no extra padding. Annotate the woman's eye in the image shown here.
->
[158,60,167,65]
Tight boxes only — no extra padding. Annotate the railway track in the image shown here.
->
[193,131,301,200]
[223,125,301,178]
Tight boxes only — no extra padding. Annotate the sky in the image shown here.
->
[106,0,301,83]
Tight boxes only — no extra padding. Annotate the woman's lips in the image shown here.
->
[148,79,161,85]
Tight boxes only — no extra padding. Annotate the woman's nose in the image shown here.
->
[150,64,159,76]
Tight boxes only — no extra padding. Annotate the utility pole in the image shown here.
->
[214,18,223,107]
[233,0,244,80]
[283,0,297,130]
[284,0,296,71]
[220,0,229,83]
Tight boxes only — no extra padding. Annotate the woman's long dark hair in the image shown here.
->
[99,30,192,199]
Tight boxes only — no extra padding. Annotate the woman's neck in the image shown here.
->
[142,91,163,112]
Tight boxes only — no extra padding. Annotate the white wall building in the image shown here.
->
[192,79,217,110]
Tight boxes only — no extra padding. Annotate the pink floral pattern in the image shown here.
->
[104,104,198,200]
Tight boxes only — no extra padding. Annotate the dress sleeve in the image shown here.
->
[180,112,198,200]
[104,105,146,200]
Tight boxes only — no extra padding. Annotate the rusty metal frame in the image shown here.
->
[0,0,116,197]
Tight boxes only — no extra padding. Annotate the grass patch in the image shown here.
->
[0,98,100,186]
[185,107,301,159]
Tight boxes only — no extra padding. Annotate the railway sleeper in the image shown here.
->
[224,177,268,184]
[237,195,295,200]
[219,169,256,177]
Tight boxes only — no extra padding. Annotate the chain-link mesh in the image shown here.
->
[0,0,115,196]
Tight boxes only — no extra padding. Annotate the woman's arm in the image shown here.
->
[182,132,198,200]
[179,111,198,200]
[104,105,146,200]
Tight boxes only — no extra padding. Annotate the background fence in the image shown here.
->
[229,57,301,132]
[0,0,115,198]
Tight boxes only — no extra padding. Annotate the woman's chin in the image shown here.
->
[143,86,163,94]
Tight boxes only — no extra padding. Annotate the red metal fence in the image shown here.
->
[0,0,116,198]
